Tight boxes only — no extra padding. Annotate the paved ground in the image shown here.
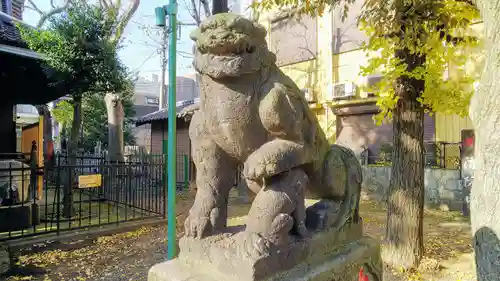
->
[2,194,476,281]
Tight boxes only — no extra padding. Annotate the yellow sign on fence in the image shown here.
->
[78,174,102,188]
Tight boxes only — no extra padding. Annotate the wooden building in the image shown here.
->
[135,99,198,158]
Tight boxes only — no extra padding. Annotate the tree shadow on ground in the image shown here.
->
[474,226,500,281]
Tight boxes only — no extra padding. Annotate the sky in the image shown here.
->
[22,0,202,81]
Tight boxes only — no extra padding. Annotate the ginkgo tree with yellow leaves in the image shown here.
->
[358,0,479,270]
[359,0,480,123]
[253,0,480,270]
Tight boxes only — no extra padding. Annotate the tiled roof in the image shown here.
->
[0,13,29,48]
[135,98,200,126]
[0,13,66,104]
[133,104,159,119]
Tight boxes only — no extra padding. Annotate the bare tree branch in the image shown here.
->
[181,0,202,25]
[181,0,210,26]
[189,0,201,25]
[200,0,210,18]
[28,0,71,28]
[26,0,43,14]
[37,4,69,27]
[97,0,109,9]
[109,0,140,46]
[23,5,41,13]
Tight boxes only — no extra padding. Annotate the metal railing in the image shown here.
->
[360,142,461,169]
[0,144,191,241]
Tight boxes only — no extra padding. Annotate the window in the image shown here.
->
[365,75,383,96]
[145,97,159,105]
[11,0,22,19]
[332,0,368,54]
[1,0,12,15]
[270,14,317,66]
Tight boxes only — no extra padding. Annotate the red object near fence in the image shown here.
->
[464,136,474,147]
[47,141,54,160]
[359,267,369,281]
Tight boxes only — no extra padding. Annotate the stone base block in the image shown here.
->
[0,203,39,232]
[148,235,382,281]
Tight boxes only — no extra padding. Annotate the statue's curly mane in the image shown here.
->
[190,13,276,79]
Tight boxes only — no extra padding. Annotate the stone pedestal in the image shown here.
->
[0,203,39,232]
[0,160,31,204]
[148,222,382,281]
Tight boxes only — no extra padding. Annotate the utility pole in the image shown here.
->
[158,26,168,110]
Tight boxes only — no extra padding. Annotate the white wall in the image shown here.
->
[134,75,161,106]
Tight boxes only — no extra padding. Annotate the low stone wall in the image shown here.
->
[362,166,464,211]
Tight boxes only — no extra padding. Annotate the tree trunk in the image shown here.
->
[382,49,425,270]
[63,95,82,218]
[35,105,54,176]
[105,93,124,163]
[60,122,67,152]
[68,95,82,160]
[469,1,500,280]
[212,0,228,14]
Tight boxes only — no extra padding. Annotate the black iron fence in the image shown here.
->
[360,142,461,169]
[0,146,191,241]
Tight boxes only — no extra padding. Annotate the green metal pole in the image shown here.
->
[166,0,178,260]
[162,139,168,219]
[155,0,178,260]
[184,155,189,189]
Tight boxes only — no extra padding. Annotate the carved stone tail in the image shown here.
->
[328,144,363,228]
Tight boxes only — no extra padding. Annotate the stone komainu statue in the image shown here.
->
[185,12,360,244]
[156,12,383,281]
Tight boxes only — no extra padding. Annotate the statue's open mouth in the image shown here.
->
[202,42,255,56]
[195,33,256,57]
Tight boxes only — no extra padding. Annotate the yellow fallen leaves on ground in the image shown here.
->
[5,191,476,281]
[359,199,475,281]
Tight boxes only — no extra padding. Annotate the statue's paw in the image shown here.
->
[238,232,271,259]
[184,214,212,238]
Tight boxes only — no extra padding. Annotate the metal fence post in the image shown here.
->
[56,152,61,235]
[442,142,447,169]
[29,141,39,233]
[184,155,188,189]
[29,141,37,202]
